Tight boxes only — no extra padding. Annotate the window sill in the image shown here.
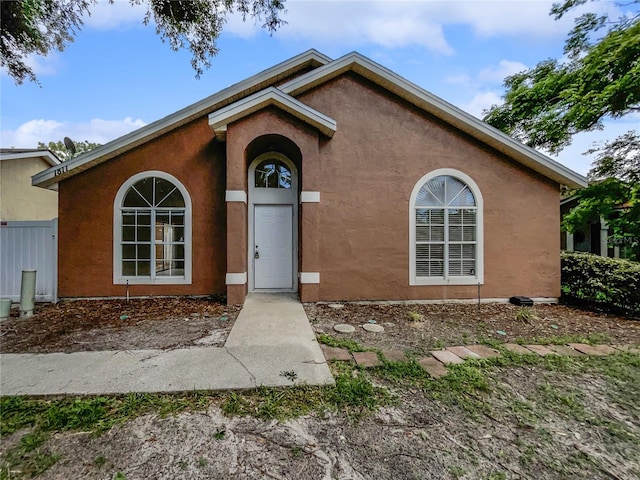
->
[410,276,483,286]
[114,277,192,285]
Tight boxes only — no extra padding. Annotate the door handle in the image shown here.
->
[255,246,259,259]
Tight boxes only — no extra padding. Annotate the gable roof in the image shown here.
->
[33,49,587,190]
[1,148,61,167]
[32,49,331,189]
[208,86,337,140]
[279,52,587,189]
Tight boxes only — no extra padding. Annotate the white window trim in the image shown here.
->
[409,168,484,286]
[113,171,192,285]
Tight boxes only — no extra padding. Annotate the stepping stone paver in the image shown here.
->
[321,345,352,361]
[352,351,382,368]
[611,344,640,354]
[446,346,481,359]
[328,303,345,309]
[503,343,533,355]
[382,350,407,362]
[568,343,617,356]
[524,345,558,356]
[418,357,448,378]
[430,349,465,365]
[334,324,355,333]
[362,324,384,333]
[465,344,501,359]
[547,345,584,356]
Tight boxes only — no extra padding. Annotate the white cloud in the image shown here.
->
[478,60,527,84]
[458,91,502,118]
[81,0,147,30]
[222,0,584,50]
[1,117,146,149]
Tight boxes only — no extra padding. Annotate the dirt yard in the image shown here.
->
[1,299,639,479]
[306,302,640,353]
[3,299,640,355]
[0,297,240,353]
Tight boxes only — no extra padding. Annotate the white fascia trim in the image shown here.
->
[226,272,248,285]
[32,49,332,189]
[281,53,587,189]
[300,191,320,203]
[225,190,247,203]
[1,150,61,166]
[300,272,320,284]
[208,87,337,138]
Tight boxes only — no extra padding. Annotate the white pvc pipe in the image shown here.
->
[19,270,36,318]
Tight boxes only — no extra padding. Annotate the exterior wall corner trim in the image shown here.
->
[300,272,320,284]
[226,272,248,285]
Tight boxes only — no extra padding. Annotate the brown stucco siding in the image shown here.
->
[58,118,227,298]
[297,74,560,301]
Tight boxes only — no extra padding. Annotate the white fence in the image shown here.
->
[0,220,57,302]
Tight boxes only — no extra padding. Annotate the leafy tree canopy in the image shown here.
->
[38,139,100,162]
[484,0,639,153]
[484,0,640,259]
[1,0,286,85]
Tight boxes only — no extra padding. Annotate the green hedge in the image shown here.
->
[561,252,640,317]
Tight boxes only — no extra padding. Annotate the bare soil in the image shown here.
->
[2,299,639,479]
[306,302,640,353]
[3,300,639,356]
[7,364,639,480]
[0,297,240,354]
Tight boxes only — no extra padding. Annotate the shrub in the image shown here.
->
[561,252,640,317]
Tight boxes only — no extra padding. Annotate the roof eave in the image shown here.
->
[1,150,61,167]
[208,87,337,139]
[281,53,588,189]
[33,49,332,189]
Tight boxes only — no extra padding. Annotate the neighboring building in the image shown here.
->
[561,196,630,259]
[33,50,587,305]
[1,149,60,221]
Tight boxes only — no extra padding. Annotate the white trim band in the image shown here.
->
[226,272,247,285]
[225,190,247,203]
[300,272,320,284]
[300,191,320,203]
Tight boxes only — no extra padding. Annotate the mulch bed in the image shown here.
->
[0,297,240,354]
[305,302,640,354]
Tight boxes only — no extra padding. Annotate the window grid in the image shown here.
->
[414,175,478,280]
[120,176,186,280]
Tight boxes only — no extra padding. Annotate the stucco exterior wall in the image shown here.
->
[295,74,560,301]
[0,158,58,221]
[57,118,227,298]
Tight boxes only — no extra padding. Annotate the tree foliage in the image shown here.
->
[483,0,640,259]
[38,139,100,162]
[1,0,286,85]
[484,0,640,153]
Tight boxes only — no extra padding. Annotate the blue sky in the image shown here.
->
[1,0,637,175]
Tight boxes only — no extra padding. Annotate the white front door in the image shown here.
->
[254,205,293,289]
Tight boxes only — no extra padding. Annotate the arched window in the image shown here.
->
[409,169,483,285]
[113,172,191,284]
[254,159,292,189]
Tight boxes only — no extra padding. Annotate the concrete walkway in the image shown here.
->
[0,293,334,396]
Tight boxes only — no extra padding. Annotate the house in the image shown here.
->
[561,195,631,259]
[1,149,60,221]
[32,50,587,305]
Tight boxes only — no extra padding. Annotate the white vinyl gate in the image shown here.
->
[0,220,58,302]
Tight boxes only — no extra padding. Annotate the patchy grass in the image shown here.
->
[317,333,368,352]
[512,332,612,346]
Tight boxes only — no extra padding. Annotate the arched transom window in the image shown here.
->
[254,159,292,189]
[114,172,192,284]
[410,170,483,285]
